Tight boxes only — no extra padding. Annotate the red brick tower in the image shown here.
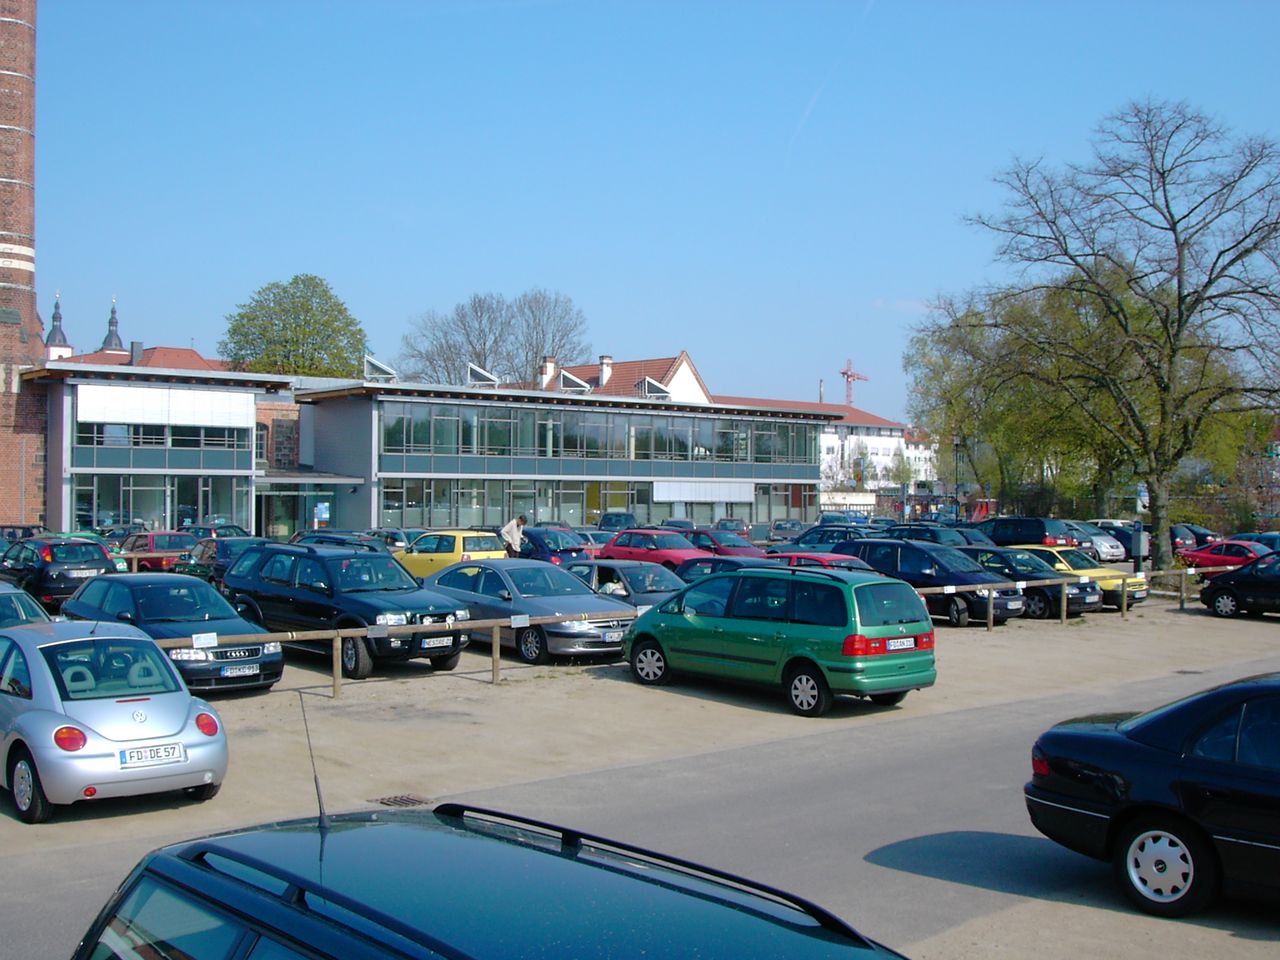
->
[0,1,44,521]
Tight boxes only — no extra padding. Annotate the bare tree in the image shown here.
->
[396,289,591,386]
[959,100,1280,566]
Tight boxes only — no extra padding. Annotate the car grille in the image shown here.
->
[586,618,625,631]
[411,613,452,625]
[997,588,1021,598]
[211,646,262,661]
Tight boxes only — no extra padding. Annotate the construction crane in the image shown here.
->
[839,359,867,406]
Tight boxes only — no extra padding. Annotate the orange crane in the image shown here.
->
[839,359,867,406]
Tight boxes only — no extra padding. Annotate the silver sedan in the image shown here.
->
[0,620,228,823]
[426,559,636,664]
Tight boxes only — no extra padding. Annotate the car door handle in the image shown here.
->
[712,626,723,634]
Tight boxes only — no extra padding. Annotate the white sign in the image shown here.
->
[191,632,218,649]
[510,614,531,628]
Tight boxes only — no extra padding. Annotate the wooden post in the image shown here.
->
[491,624,501,684]
[985,591,994,631]
[1120,576,1129,619]
[331,630,342,699]
[1179,568,1187,611]
[1059,581,1068,625]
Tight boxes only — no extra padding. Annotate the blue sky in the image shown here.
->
[34,1,1280,421]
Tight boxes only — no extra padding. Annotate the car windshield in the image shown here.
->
[856,581,928,627]
[1073,521,1107,536]
[652,533,695,549]
[539,529,585,550]
[463,534,504,552]
[223,539,264,559]
[621,565,685,594]
[1057,549,1097,569]
[134,581,240,622]
[328,555,419,592]
[928,546,985,573]
[153,534,198,551]
[216,525,250,537]
[1002,550,1058,575]
[0,591,49,626]
[711,532,752,547]
[42,637,180,700]
[508,565,594,598]
[49,542,106,564]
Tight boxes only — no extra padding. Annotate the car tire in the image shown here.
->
[1025,589,1051,620]
[869,691,907,706]
[516,626,549,665]
[8,747,51,824]
[341,635,374,679]
[1113,816,1218,917]
[430,651,461,671]
[946,597,969,628]
[1209,590,1239,618]
[185,782,221,802]
[785,662,833,717]
[630,638,671,685]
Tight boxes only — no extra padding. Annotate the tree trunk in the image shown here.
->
[1146,475,1172,570]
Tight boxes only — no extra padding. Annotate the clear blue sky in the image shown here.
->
[34,1,1280,421]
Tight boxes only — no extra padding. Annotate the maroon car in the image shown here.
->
[120,530,199,571]
[687,528,767,558]
[598,529,709,570]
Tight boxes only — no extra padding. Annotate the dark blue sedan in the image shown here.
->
[61,573,281,692]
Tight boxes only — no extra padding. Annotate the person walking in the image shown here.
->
[500,514,527,557]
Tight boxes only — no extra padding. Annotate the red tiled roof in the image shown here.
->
[710,394,905,428]
[557,356,681,396]
[60,346,229,371]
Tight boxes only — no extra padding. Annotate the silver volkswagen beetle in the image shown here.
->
[0,620,228,823]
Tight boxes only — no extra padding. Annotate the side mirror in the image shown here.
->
[309,582,331,595]
[416,576,427,587]
[646,543,658,550]
[922,566,938,577]
[115,610,134,622]
[498,589,512,602]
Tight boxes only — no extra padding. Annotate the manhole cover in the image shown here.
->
[370,794,431,808]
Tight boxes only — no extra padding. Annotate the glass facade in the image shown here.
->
[380,401,818,464]
[73,474,252,531]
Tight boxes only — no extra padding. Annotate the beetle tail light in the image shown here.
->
[54,726,87,751]
[195,713,219,737]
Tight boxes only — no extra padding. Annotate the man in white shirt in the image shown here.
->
[500,515,527,557]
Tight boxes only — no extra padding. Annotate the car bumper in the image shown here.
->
[31,736,228,806]
[827,656,936,696]
[371,631,468,660]
[175,655,285,691]
[952,594,1024,620]
[1024,783,1112,861]
[1101,586,1147,607]
[544,625,625,656]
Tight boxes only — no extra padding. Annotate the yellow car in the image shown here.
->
[1016,545,1147,608]
[395,529,507,577]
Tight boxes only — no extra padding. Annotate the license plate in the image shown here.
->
[221,663,260,677]
[1085,594,1101,602]
[604,630,624,643]
[1006,600,1023,609]
[1131,590,1147,599]
[887,637,916,651]
[66,569,97,578]
[420,636,452,649]
[120,742,186,768]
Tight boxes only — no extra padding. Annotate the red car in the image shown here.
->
[686,528,767,558]
[120,530,200,571]
[598,529,709,570]
[770,551,876,573]
[1177,539,1272,578]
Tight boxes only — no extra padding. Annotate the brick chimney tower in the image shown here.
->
[0,1,46,521]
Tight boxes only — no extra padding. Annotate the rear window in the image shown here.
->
[50,543,107,564]
[153,534,197,551]
[463,535,504,552]
[42,638,181,700]
[854,581,929,628]
[539,529,585,550]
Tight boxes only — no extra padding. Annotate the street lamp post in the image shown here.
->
[952,435,961,520]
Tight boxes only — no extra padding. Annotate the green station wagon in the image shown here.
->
[623,567,936,716]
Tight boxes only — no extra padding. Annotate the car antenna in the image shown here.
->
[297,690,330,832]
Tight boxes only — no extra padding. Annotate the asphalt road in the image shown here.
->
[447,660,1280,958]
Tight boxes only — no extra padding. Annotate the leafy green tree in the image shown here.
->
[219,274,367,377]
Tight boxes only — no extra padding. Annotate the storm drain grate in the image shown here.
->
[370,794,432,808]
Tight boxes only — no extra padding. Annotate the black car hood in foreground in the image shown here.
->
[140,806,900,958]
[138,615,268,640]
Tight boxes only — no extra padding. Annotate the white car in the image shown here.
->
[1066,521,1126,562]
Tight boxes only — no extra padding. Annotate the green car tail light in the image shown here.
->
[842,629,934,657]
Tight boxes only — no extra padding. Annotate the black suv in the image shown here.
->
[835,537,1025,626]
[221,544,470,678]
[0,536,116,610]
[72,804,904,959]
[975,516,1083,549]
